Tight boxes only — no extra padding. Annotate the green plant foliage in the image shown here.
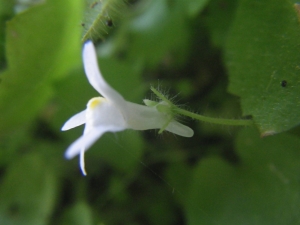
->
[205,0,238,47]
[1,0,300,224]
[185,0,210,18]
[225,0,300,135]
[0,0,83,135]
[89,131,144,174]
[0,0,14,68]
[81,0,128,42]
[101,0,192,68]
[186,128,300,225]
[58,202,94,225]
[0,153,57,225]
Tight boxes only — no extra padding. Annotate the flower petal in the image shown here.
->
[64,125,125,160]
[80,149,87,176]
[123,102,166,130]
[123,102,193,137]
[166,121,194,137]
[83,41,126,108]
[61,110,86,131]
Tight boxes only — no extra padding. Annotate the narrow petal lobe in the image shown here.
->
[83,41,126,108]
[64,125,125,159]
[61,110,86,131]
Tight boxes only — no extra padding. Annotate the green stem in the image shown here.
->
[151,86,253,126]
[174,108,253,126]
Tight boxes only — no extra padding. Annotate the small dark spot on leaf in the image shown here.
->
[106,19,113,27]
[81,23,85,27]
[281,80,287,87]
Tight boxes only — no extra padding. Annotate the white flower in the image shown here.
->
[62,41,193,175]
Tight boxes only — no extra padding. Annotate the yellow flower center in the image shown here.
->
[87,97,105,109]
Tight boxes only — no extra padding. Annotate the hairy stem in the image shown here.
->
[151,86,253,126]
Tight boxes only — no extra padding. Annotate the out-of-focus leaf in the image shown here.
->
[81,0,128,42]
[88,130,144,174]
[0,0,83,135]
[14,0,45,13]
[103,0,190,68]
[0,0,14,69]
[0,128,30,167]
[59,202,94,225]
[97,55,145,102]
[0,153,57,225]
[185,0,210,18]
[225,0,300,135]
[205,0,238,47]
[186,128,300,225]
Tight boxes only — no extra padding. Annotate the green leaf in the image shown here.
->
[0,0,83,135]
[205,0,238,47]
[0,153,57,225]
[185,0,210,18]
[107,0,190,68]
[0,0,14,68]
[88,130,144,174]
[225,0,300,135]
[186,128,300,225]
[59,202,94,225]
[82,0,128,42]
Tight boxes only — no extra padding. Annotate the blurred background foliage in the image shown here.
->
[0,0,300,224]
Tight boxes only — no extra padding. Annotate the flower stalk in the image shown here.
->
[150,87,253,127]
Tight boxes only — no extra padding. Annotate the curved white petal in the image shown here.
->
[64,125,125,160]
[80,149,87,176]
[61,110,86,131]
[65,124,125,175]
[166,121,194,137]
[83,41,126,108]
[78,122,94,176]
[65,129,104,160]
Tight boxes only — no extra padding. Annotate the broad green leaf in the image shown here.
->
[0,0,14,68]
[225,0,300,135]
[97,55,145,101]
[205,0,238,47]
[0,0,83,135]
[104,0,190,68]
[81,0,128,42]
[87,130,144,174]
[186,128,300,225]
[185,0,210,18]
[0,153,57,225]
[59,202,94,225]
